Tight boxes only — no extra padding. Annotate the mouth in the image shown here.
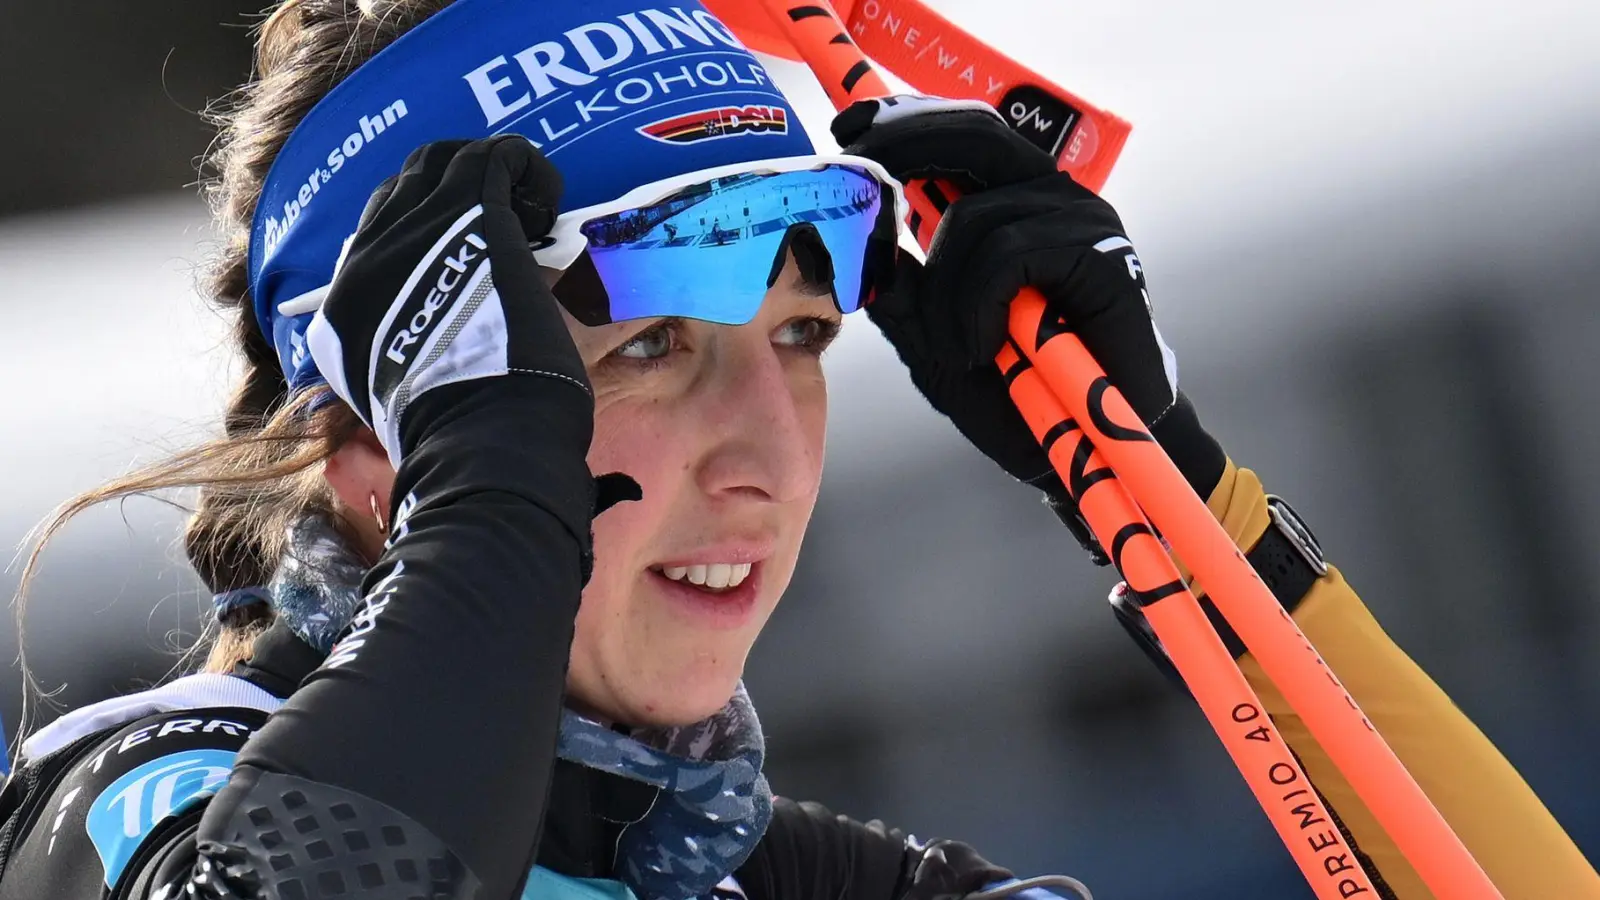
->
[646,559,764,630]
[655,562,754,591]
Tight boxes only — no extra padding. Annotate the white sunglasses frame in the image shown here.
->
[276,154,908,319]
[529,153,910,272]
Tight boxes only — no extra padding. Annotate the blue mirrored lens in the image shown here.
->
[576,165,888,325]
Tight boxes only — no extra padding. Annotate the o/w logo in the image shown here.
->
[86,749,234,886]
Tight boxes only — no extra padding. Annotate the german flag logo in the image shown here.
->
[638,105,789,145]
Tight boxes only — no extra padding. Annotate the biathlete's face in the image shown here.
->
[323,251,843,728]
[565,251,840,727]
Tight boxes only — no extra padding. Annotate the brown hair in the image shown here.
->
[14,0,456,721]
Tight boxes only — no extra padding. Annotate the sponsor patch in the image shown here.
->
[324,560,406,670]
[263,98,409,260]
[638,104,788,144]
[997,84,1081,158]
[85,749,235,886]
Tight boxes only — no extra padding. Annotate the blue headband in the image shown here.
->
[249,0,815,391]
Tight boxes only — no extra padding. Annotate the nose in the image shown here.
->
[693,334,823,506]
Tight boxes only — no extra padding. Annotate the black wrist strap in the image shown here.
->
[1249,497,1328,615]
[1205,495,1329,658]
[1121,495,1329,674]
[1043,491,1110,566]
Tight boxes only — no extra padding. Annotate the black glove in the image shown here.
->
[307,135,590,467]
[899,839,1091,900]
[835,96,1225,560]
[901,838,1013,900]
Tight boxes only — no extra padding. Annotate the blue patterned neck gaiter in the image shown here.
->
[254,515,772,900]
[561,690,772,899]
[263,516,371,654]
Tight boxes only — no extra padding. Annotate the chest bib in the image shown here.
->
[522,866,639,900]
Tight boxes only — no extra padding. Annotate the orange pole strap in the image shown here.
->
[1000,340,1378,900]
[704,0,1131,191]
[835,0,1130,192]
[751,1,1506,897]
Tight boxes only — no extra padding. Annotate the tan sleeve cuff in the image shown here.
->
[1170,458,1272,591]
[1204,467,1600,899]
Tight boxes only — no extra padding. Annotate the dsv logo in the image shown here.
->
[385,229,489,365]
[638,104,788,144]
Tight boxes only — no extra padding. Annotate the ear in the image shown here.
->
[322,428,395,561]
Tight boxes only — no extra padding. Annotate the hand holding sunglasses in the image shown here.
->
[304,135,591,466]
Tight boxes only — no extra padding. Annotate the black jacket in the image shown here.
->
[0,380,1017,900]
[0,630,1012,899]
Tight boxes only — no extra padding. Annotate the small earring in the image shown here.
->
[369,492,388,534]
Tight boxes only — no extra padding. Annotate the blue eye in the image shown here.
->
[615,323,674,360]
[775,316,841,352]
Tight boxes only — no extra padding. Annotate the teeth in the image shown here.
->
[657,562,754,590]
[705,563,731,589]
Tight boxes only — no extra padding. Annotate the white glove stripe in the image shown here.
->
[307,313,352,408]
[870,95,1004,128]
[391,264,495,418]
[1151,321,1180,402]
[364,203,488,419]
[1094,234,1180,406]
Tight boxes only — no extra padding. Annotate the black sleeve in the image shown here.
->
[189,377,599,900]
[735,797,1014,900]
[0,707,268,900]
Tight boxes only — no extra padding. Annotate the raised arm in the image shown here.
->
[835,94,1599,899]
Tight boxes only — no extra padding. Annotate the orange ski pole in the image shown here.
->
[1001,340,1379,900]
[750,1,1504,897]
[1009,296,1503,900]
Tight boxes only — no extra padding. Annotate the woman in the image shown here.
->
[0,1,1593,898]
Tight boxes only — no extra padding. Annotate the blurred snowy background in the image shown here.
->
[2,2,1598,896]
